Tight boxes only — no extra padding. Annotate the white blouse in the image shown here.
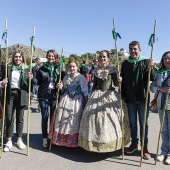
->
[0,69,21,89]
[11,69,21,89]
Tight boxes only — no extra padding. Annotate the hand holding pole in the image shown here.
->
[155,79,170,165]
[1,18,8,158]
[49,47,64,151]
[140,20,157,166]
[112,18,124,160]
[27,26,35,156]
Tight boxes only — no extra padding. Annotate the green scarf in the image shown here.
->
[127,56,146,64]
[127,56,147,83]
[80,64,87,68]
[12,64,25,87]
[157,69,170,76]
[44,62,59,82]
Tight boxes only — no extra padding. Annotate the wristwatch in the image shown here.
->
[156,87,160,92]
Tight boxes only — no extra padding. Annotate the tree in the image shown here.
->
[120,48,125,51]
[110,49,116,55]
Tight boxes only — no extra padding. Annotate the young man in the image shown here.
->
[121,41,155,159]
[80,60,88,76]
[32,57,41,111]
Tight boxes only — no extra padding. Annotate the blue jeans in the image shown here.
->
[158,109,170,154]
[39,89,56,139]
[88,82,93,97]
[127,102,149,146]
[33,85,39,96]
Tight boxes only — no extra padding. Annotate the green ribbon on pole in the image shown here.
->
[2,29,7,44]
[60,55,65,70]
[112,28,121,41]
[148,33,158,47]
[30,36,35,51]
[148,33,155,46]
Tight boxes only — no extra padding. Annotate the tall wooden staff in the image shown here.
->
[27,27,35,156]
[112,18,124,160]
[0,45,1,63]
[0,18,8,158]
[49,47,64,150]
[155,81,170,164]
[140,20,157,166]
[96,53,98,61]
[86,53,88,61]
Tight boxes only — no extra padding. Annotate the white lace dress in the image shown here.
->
[78,66,130,152]
[48,73,88,147]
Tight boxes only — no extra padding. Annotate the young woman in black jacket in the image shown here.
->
[33,49,65,148]
[1,50,32,152]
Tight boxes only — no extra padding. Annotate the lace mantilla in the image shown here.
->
[94,66,117,80]
[65,73,81,86]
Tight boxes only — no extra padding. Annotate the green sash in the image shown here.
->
[12,64,25,87]
[127,56,147,83]
[44,62,59,82]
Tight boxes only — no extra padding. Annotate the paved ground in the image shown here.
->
[0,92,169,170]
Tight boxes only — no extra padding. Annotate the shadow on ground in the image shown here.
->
[15,133,155,165]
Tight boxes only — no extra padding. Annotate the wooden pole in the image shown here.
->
[86,53,88,61]
[140,20,157,166]
[113,18,124,160]
[27,27,35,156]
[0,18,8,158]
[96,53,98,61]
[155,81,170,165]
[0,45,1,63]
[49,47,64,150]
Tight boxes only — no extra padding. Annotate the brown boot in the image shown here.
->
[125,143,138,154]
[143,146,151,160]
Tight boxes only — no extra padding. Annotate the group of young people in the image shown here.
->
[0,40,170,165]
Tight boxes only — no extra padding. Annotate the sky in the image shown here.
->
[0,0,170,62]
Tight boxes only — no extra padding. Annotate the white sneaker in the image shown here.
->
[164,155,170,165]
[157,154,165,162]
[4,141,13,152]
[17,139,26,150]
[43,138,48,148]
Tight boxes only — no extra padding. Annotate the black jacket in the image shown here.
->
[33,64,65,99]
[32,64,41,78]
[80,64,88,75]
[121,58,156,103]
[0,65,30,106]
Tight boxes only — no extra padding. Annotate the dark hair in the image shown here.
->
[159,51,170,70]
[93,59,98,62]
[99,50,110,58]
[36,57,40,60]
[129,41,141,51]
[83,60,87,64]
[69,61,79,68]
